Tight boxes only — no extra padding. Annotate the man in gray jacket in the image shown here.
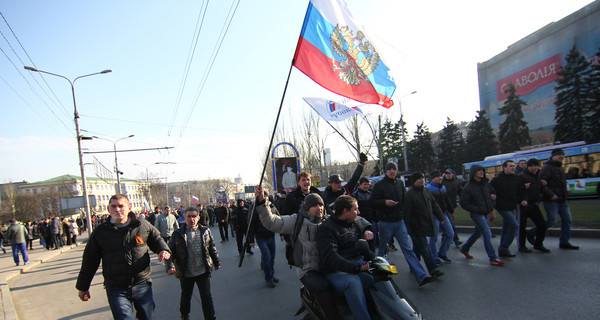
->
[6,219,30,266]
[155,207,179,243]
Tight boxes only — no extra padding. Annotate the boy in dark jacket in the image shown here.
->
[460,165,505,266]
[519,158,553,253]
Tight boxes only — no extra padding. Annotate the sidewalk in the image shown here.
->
[0,233,88,320]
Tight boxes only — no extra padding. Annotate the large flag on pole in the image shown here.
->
[303,97,366,121]
[293,0,396,108]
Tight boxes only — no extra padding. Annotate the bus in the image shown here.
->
[462,141,600,198]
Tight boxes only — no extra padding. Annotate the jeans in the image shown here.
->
[429,213,455,259]
[447,211,460,243]
[11,243,29,265]
[497,210,519,252]
[378,221,428,284]
[256,237,276,282]
[412,235,437,273]
[179,273,215,320]
[105,279,155,320]
[325,272,374,320]
[367,220,378,253]
[462,213,498,260]
[543,201,572,245]
[520,205,547,247]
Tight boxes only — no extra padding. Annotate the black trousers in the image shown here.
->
[520,205,547,247]
[179,273,215,320]
[218,222,229,241]
[235,229,250,254]
[300,270,342,320]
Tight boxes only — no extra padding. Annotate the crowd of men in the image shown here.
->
[66,147,580,320]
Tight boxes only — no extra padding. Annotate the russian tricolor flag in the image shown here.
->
[191,196,199,203]
[293,0,396,108]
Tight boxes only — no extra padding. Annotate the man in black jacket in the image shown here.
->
[459,165,505,266]
[519,158,553,253]
[540,148,579,250]
[316,195,374,319]
[249,191,279,288]
[405,173,445,278]
[490,160,526,257]
[442,169,462,246]
[352,177,377,252]
[371,162,433,286]
[234,200,253,256]
[215,201,229,243]
[76,194,171,320]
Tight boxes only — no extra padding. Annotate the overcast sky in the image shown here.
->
[0,0,594,185]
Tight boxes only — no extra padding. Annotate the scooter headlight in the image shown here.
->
[380,264,398,274]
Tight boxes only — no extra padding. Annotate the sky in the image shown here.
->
[0,0,595,186]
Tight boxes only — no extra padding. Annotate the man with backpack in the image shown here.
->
[254,186,342,320]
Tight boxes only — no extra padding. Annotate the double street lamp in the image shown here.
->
[24,66,112,236]
[93,134,135,194]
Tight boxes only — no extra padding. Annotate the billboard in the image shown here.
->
[477,1,600,144]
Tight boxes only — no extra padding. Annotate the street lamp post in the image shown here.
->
[93,135,135,194]
[24,66,111,236]
[398,91,417,172]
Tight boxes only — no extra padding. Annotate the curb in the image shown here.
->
[0,243,82,320]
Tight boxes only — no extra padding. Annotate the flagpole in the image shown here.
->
[322,118,360,153]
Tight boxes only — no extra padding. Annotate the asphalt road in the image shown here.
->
[8,228,600,319]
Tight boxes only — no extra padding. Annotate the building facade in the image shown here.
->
[477,0,600,144]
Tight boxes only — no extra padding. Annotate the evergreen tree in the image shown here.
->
[498,83,531,153]
[553,45,592,143]
[379,118,407,171]
[407,122,435,174]
[437,118,466,173]
[585,48,600,142]
[464,110,498,163]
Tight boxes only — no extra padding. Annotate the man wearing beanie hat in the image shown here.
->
[253,186,342,319]
[518,158,553,253]
[405,173,445,278]
[534,148,579,250]
[426,171,455,263]
[459,165,505,266]
[372,163,434,286]
[442,168,463,247]
[322,153,368,208]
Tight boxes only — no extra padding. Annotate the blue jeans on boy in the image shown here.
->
[543,201,572,245]
[105,279,155,320]
[11,243,29,265]
[256,237,276,282]
[429,213,455,260]
[378,221,428,284]
[497,210,519,252]
[325,272,374,320]
[462,213,498,260]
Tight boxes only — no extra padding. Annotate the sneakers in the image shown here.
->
[534,246,551,253]
[490,259,505,266]
[24,261,31,265]
[459,249,473,259]
[272,277,279,283]
[389,244,398,251]
[266,281,275,288]
[518,246,533,253]
[439,255,452,262]
[419,276,434,287]
[454,240,463,247]
[559,243,579,250]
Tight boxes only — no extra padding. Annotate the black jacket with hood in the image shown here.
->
[460,165,496,215]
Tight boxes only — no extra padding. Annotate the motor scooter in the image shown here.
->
[295,239,423,319]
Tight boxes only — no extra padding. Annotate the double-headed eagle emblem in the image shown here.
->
[330,24,380,86]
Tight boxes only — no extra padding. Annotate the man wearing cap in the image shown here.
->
[405,173,445,278]
[459,165,505,266]
[371,162,434,286]
[537,149,579,250]
[442,169,462,246]
[322,152,368,208]
[426,171,455,263]
[490,160,526,258]
[519,158,552,253]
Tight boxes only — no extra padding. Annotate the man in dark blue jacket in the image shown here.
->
[426,171,455,263]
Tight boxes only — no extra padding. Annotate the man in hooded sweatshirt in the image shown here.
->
[459,165,505,266]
